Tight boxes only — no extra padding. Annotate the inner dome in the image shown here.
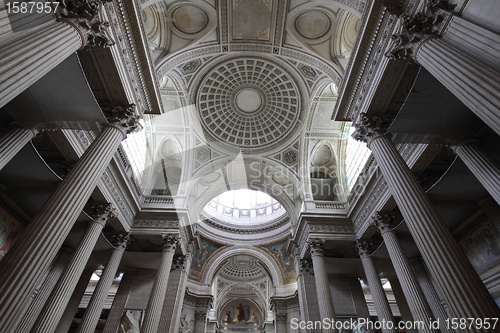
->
[202,189,286,226]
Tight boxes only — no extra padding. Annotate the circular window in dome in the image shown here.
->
[202,189,286,226]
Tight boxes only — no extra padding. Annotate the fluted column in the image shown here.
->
[295,257,321,332]
[373,212,437,333]
[411,259,454,333]
[171,253,192,332]
[352,114,500,326]
[102,269,137,333]
[14,248,72,333]
[0,107,140,332]
[76,234,129,333]
[0,0,113,108]
[387,2,500,136]
[0,123,38,171]
[30,203,116,333]
[357,241,397,333]
[308,239,337,333]
[140,234,179,333]
[453,140,500,206]
[54,268,94,333]
[388,278,416,333]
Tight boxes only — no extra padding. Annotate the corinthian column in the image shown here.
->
[76,234,129,333]
[386,1,500,136]
[352,114,500,327]
[140,234,179,333]
[372,212,437,333]
[30,203,116,333]
[0,123,38,171]
[453,140,500,206]
[295,257,321,330]
[357,241,396,333]
[0,0,113,108]
[0,106,140,332]
[308,239,337,333]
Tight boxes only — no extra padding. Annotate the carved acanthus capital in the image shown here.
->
[102,104,142,136]
[382,0,404,15]
[298,258,314,275]
[356,240,373,258]
[386,0,456,62]
[351,113,393,145]
[372,211,396,234]
[90,202,116,226]
[112,233,130,251]
[307,238,325,257]
[57,0,114,49]
[161,233,180,252]
[172,255,185,271]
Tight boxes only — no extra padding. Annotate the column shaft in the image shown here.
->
[140,238,177,333]
[102,269,137,333]
[382,231,436,333]
[295,258,321,331]
[359,253,396,333]
[454,142,500,206]
[347,277,371,326]
[0,124,37,171]
[55,268,94,333]
[369,135,500,325]
[0,20,83,108]
[310,253,337,333]
[157,267,182,332]
[416,38,500,136]
[171,255,192,332]
[14,248,71,333]
[76,242,126,333]
[388,278,415,333]
[0,125,125,332]
[30,220,106,332]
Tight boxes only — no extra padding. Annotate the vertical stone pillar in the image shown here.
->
[102,268,137,333]
[76,234,129,333]
[307,239,337,333]
[14,248,72,333]
[30,203,116,333]
[0,0,113,108]
[453,141,500,206]
[0,107,139,332]
[387,2,500,136]
[55,268,94,333]
[0,123,38,171]
[347,276,371,327]
[411,258,454,333]
[295,257,321,331]
[271,299,288,333]
[388,278,416,333]
[352,114,500,325]
[140,234,179,333]
[357,241,396,333]
[373,212,437,333]
[157,253,192,333]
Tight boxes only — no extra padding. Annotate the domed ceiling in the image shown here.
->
[196,57,303,152]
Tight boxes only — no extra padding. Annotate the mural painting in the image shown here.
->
[458,215,500,275]
[0,206,23,259]
[189,237,224,281]
[220,301,261,331]
[261,240,296,284]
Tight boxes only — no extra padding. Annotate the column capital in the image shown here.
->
[307,238,325,257]
[90,202,116,227]
[161,234,180,252]
[356,240,373,258]
[56,0,114,49]
[352,113,393,146]
[112,233,130,251]
[298,258,314,275]
[102,104,142,137]
[385,0,456,63]
[372,211,397,235]
[171,255,186,271]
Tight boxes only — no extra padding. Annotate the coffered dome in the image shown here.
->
[196,57,303,152]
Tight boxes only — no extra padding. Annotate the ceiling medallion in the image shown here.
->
[196,57,302,152]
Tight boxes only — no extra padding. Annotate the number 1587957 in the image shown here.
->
[6,1,59,14]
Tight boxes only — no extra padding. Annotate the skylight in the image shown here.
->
[344,125,371,190]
